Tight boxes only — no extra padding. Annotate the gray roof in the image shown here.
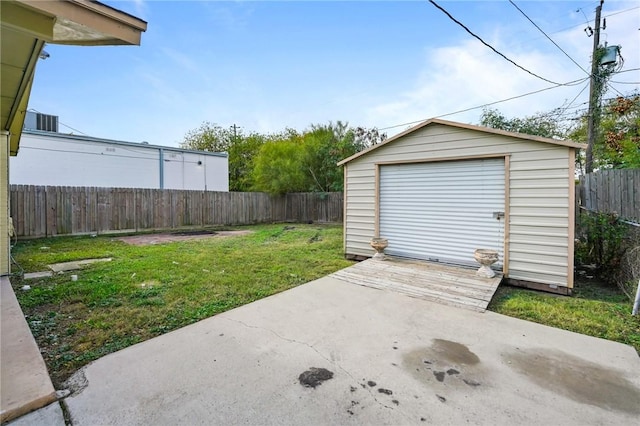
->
[22,129,228,158]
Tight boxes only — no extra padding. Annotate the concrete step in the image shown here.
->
[1,277,57,423]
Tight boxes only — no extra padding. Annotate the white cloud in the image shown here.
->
[365,4,639,135]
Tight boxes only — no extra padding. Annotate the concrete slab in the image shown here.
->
[22,271,53,280]
[0,277,57,423]
[47,258,111,273]
[64,276,640,425]
[5,402,65,426]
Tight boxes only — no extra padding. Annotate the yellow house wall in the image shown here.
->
[1,131,9,275]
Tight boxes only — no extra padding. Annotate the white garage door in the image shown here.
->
[379,158,505,268]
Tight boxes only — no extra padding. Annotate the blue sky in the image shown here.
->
[28,0,639,147]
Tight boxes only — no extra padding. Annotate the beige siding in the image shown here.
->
[344,123,574,288]
[1,132,9,275]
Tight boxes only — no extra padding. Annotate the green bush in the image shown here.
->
[576,211,628,280]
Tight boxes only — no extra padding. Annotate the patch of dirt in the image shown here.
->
[116,230,253,246]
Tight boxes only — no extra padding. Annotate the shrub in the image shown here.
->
[576,211,628,281]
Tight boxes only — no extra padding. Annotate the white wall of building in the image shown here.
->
[10,131,229,191]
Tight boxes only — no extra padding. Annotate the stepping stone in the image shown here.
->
[47,258,112,273]
[23,271,53,280]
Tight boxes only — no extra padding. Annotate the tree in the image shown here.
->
[252,134,307,195]
[182,122,234,153]
[181,122,266,191]
[251,121,383,194]
[354,126,387,149]
[302,121,363,193]
[581,94,640,169]
[183,120,387,195]
[480,108,568,139]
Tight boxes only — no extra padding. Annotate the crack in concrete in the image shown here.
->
[218,316,409,417]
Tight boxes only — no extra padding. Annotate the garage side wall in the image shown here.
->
[343,124,573,288]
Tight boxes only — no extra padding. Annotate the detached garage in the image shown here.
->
[338,118,586,294]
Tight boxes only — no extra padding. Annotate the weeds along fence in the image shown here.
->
[577,169,640,224]
[10,186,344,238]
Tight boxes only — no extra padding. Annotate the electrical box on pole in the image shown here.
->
[600,45,619,66]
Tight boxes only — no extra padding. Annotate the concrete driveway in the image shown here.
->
[54,276,640,425]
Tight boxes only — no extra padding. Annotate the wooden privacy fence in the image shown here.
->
[577,169,640,223]
[10,186,343,238]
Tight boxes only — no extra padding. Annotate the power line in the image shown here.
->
[428,0,571,86]
[558,82,591,115]
[377,77,590,131]
[509,0,590,76]
[610,80,640,85]
[548,6,640,36]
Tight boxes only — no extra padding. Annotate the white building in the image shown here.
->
[11,113,228,191]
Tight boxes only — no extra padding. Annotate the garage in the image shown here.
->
[379,158,505,268]
[338,118,586,294]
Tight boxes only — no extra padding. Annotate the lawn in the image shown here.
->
[10,223,353,387]
[11,223,639,388]
[488,278,640,353]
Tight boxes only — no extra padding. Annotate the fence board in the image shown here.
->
[578,169,640,223]
[9,186,343,238]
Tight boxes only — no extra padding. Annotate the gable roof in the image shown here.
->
[338,118,587,166]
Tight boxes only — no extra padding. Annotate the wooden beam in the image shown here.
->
[0,2,54,40]
[505,278,572,296]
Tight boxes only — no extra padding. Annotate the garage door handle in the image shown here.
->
[493,211,505,220]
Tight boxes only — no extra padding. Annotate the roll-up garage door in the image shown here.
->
[379,158,505,268]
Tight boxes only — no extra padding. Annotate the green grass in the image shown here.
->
[488,278,640,353]
[11,224,353,387]
[13,224,640,387]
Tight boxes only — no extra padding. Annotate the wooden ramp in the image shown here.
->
[330,258,502,312]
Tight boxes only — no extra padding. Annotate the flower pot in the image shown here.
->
[474,249,499,278]
[370,238,388,260]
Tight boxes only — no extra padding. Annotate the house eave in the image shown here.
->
[1,0,147,156]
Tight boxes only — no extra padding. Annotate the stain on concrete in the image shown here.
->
[392,399,399,405]
[298,367,334,388]
[504,349,640,414]
[64,368,88,396]
[346,399,360,415]
[431,339,479,366]
[403,339,483,388]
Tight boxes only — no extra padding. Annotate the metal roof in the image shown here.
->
[23,129,228,158]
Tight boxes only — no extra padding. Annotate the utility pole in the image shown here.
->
[585,0,603,174]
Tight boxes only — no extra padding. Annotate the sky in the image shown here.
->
[27,0,640,147]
